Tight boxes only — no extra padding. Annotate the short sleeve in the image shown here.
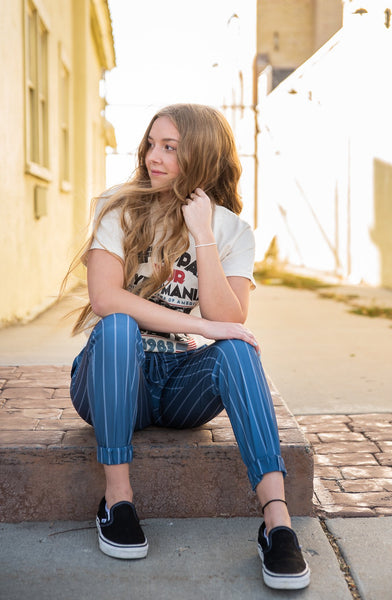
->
[90,196,124,261]
[221,225,256,289]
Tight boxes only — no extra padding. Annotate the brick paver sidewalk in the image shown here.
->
[297,414,392,517]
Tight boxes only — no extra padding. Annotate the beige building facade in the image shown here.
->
[0,0,115,326]
[256,0,343,86]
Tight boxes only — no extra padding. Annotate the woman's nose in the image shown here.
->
[149,146,162,162]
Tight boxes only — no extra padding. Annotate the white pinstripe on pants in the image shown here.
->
[70,313,286,490]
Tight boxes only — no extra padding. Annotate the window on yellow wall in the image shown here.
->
[59,58,71,191]
[25,0,51,181]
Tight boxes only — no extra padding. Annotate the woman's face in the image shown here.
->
[145,116,180,189]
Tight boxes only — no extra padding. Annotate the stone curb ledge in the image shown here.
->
[0,366,314,522]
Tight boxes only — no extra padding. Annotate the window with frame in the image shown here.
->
[25,0,50,180]
[59,55,71,189]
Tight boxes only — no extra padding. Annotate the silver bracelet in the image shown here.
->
[194,242,217,248]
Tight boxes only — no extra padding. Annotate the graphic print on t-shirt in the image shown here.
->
[130,248,199,352]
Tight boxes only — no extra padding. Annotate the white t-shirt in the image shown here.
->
[90,196,256,352]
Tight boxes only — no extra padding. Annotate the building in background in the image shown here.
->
[256,0,392,287]
[222,0,343,231]
[256,0,343,89]
[0,0,116,326]
[218,4,258,229]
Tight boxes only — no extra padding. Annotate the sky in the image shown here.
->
[105,0,246,184]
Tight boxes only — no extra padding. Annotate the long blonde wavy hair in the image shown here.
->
[69,103,243,334]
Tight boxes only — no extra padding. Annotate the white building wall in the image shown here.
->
[256,2,392,286]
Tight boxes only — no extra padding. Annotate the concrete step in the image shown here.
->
[0,366,314,522]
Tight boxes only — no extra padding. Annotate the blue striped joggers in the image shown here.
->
[70,313,286,490]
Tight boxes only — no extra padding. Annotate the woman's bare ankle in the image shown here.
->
[263,503,291,535]
[103,463,133,509]
[105,489,133,510]
[255,472,291,534]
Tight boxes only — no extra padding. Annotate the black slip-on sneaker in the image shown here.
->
[96,497,148,559]
[257,522,310,590]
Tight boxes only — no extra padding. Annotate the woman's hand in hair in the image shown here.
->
[199,319,260,355]
[182,188,214,244]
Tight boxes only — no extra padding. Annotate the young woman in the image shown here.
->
[69,104,310,590]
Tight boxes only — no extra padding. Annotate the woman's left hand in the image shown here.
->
[182,188,214,244]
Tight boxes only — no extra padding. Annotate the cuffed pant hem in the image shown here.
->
[97,445,133,465]
[248,455,287,491]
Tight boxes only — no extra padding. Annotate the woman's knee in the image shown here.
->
[93,313,142,355]
[100,312,138,334]
[213,338,258,361]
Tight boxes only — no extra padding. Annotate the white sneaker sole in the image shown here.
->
[257,544,310,590]
[96,517,149,559]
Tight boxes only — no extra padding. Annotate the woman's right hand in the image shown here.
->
[181,188,214,243]
[200,319,260,355]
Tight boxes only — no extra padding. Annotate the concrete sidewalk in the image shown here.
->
[1,282,391,599]
[0,517,391,599]
[0,518,337,600]
[249,283,392,415]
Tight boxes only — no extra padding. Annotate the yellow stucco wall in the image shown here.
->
[0,0,115,325]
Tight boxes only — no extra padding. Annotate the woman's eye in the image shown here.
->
[165,145,176,152]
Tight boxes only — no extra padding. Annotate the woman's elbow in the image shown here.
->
[232,305,248,324]
[90,293,112,317]
[235,310,248,324]
[201,307,247,323]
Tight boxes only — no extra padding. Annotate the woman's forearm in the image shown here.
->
[181,189,248,323]
[195,245,246,322]
[90,285,259,352]
[91,286,205,335]
[88,249,206,335]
